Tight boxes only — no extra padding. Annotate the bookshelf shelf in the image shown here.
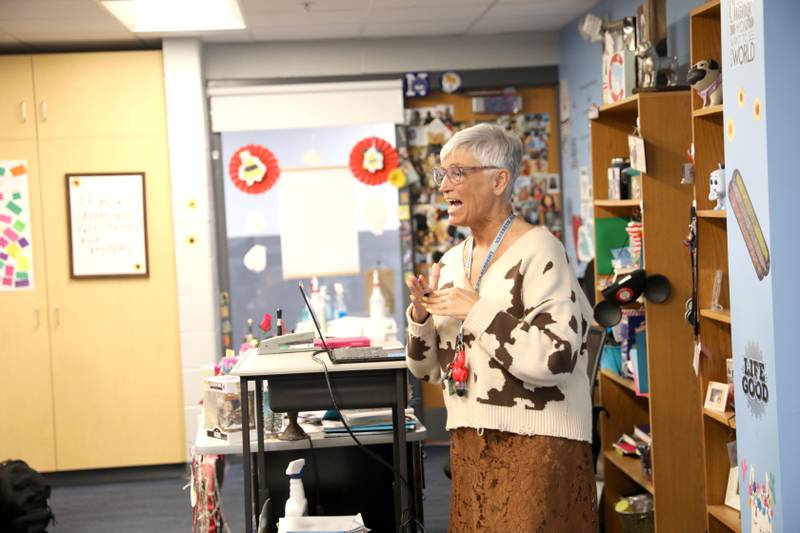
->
[691,4,739,532]
[691,0,721,18]
[593,91,705,532]
[708,505,742,532]
[594,199,641,208]
[604,450,654,495]
[601,369,639,395]
[700,308,732,324]
[694,104,724,118]
[598,94,639,114]
[704,408,736,429]
[698,209,727,219]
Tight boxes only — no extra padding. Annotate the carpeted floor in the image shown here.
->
[46,445,452,533]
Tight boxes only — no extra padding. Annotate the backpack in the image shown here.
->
[0,460,55,533]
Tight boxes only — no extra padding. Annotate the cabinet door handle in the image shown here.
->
[35,305,41,328]
[20,101,28,123]
[53,305,60,327]
[40,100,47,122]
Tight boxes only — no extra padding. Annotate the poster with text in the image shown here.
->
[0,161,34,291]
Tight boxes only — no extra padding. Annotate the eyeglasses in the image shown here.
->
[431,165,501,186]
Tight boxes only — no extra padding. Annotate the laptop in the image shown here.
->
[298,282,405,365]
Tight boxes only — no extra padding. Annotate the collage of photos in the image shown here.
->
[401,104,562,278]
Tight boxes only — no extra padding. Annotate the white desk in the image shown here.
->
[231,348,412,533]
[193,417,427,456]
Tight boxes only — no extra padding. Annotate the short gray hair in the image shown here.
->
[440,123,523,200]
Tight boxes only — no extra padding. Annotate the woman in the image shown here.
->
[405,124,597,532]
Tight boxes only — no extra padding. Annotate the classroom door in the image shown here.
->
[37,135,185,470]
[0,140,57,471]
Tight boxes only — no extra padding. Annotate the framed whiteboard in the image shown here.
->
[66,173,149,278]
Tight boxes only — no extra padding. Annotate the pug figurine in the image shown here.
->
[688,60,723,107]
[708,165,726,210]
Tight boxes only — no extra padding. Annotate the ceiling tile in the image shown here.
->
[362,19,472,38]
[246,10,368,27]
[250,23,363,41]
[0,0,110,20]
[367,5,487,22]
[0,17,128,35]
[12,32,139,44]
[468,13,574,33]
[371,0,492,6]
[200,29,253,42]
[486,2,583,18]
[240,0,371,14]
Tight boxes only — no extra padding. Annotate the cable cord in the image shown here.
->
[310,350,410,490]
[303,433,325,516]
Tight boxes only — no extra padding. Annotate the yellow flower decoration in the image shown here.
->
[388,168,408,188]
[727,119,735,140]
[753,97,762,121]
[738,88,746,107]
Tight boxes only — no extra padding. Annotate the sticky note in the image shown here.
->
[17,256,29,271]
[2,277,11,287]
[10,165,25,177]
[3,227,18,241]
[14,279,28,288]
[5,202,21,215]
[4,264,13,276]
[12,220,25,232]
[15,271,27,280]
[7,243,21,258]
[18,237,28,248]
[0,193,3,200]
[0,237,7,247]
[0,168,4,176]
[0,252,6,260]
[0,214,10,224]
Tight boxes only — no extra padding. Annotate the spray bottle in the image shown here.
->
[369,269,386,320]
[284,458,308,517]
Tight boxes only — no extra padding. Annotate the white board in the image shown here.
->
[278,167,359,279]
[67,173,148,278]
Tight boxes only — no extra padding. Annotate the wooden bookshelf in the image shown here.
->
[594,199,641,207]
[694,104,723,118]
[704,408,736,430]
[700,308,732,324]
[691,4,741,531]
[604,450,654,494]
[709,505,742,532]
[592,91,706,533]
[601,369,638,395]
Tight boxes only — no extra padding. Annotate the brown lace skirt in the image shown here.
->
[448,428,598,533]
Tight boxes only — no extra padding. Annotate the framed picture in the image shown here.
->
[704,381,730,413]
[725,466,741,510]
[66,173,149,278]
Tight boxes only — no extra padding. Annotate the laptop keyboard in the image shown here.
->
[330,346,402,363]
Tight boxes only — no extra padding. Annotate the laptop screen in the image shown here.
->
[298,282,329,349]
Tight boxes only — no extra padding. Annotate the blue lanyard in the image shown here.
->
[465,213,516,293]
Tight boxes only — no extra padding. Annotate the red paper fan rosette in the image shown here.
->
[349,137,399,186]
[228,144,280,194]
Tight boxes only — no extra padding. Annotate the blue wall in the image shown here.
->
[558,0,703,274]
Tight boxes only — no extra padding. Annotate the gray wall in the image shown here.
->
[204,31,560,80]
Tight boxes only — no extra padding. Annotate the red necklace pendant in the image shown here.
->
[451,346,468,396]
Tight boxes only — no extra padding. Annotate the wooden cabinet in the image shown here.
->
[690,2,741,531]
[0,56,37,141]
[31,52,168,139]
[0,51,184,472]
[592,92,706,532]
[0,140,56,472]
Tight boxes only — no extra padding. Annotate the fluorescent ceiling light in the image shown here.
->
[102,0,245,32]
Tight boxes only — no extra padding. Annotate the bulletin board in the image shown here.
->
[66,173,149,278]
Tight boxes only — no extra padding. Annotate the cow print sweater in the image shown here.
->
[406,227,593,442]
